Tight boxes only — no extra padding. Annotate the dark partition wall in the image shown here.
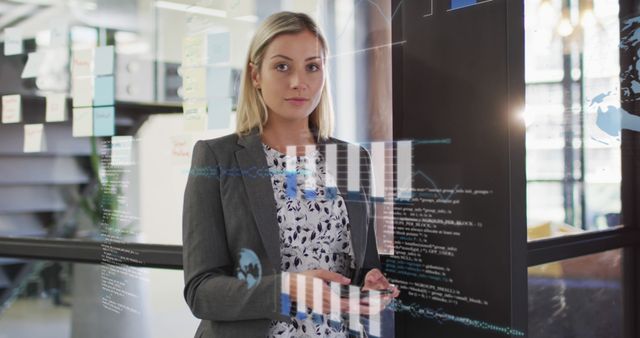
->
[389,0,526,337]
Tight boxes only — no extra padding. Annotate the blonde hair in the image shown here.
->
[235,11,334,140]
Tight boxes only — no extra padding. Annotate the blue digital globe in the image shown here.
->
[236,248,262,289]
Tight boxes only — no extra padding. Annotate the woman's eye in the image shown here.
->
[307,63,320,72]
[275,64,289,71]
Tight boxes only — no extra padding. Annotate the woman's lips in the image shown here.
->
[285,97,309,106]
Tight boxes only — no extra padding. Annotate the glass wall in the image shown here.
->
[528,249,624,338]
[525,0,623,240]
[0,0,392,245]
[0,259,197,338]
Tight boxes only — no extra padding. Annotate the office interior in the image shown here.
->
[0,0,638,337]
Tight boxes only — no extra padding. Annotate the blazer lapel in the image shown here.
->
[236,131,281,271]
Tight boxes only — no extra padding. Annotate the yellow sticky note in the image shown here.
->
[46,93,67,122]
[182,34,206,67]
[2,95,21,123]
[182,67,207,99]
[183,102,207,131]
[170,134,193,164]
[72,77,94,107]
[24,124,46,153]
[72,107,93,137]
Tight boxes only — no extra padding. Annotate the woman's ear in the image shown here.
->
[249,62,261,89]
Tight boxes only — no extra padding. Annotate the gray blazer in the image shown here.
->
[182,128,381,338]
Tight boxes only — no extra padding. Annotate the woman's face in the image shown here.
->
[251,30,326,125]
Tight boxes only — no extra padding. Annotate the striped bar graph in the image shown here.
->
[304,145,317,200]
[285,146,297,199]
[280,272,291,316]
[396,140,412,200]
[296,273,307,320]
[347,144,360,200]
[370,142,386,201]
[312,277,324,324]
[368,290,382,338]
[325,144,338,200]
[348,285,360,334]
[329,282,341,326]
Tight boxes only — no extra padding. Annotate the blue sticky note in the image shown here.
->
[207,66,231,98]
[93,106,115,136]
[207,97,232,130]
[95,46,114,76]
[451,0,477,10]
[94,76,115,106]
[207,32,230,64]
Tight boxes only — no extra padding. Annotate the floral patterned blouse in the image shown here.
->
[263,143,355,338]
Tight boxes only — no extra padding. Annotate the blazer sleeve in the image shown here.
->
[182,140,287,322]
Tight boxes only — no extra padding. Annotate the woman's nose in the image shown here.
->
[290,71,307,90]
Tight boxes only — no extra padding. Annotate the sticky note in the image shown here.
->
[46,93,67,122]
[182,68,207,99]
[2,95,21,123]
[4,27,22,55]
[207,97,232,130]
[21,51,45,78]
[207,66,231,98]
[93,106,115,136]
[183,102,207,131]
[207,32,230,64]
[50,25,68,47]
[24,124,46,153]
[72,49,94,77]
[111,136,134,166]
[170,134,192,164]
[72,107,93,137]
[94,76,115,106]
[94,46,114,76]
[182,34,205,67]
[72,77,94,107]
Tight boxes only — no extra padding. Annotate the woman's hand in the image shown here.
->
[361,268,400,313]
[362,269,399,296]
[287,269,356,316]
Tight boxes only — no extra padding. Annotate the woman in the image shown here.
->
[183,11,399,338]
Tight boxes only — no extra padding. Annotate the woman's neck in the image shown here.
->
[261,119,316,155]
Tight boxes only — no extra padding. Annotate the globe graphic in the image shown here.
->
[237,248,262,289]
[587,16,640,138]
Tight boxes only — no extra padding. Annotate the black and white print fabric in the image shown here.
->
[263,143,355,338]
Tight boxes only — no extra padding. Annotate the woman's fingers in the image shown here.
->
[363,268,391,291]
[306,269,351,284]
